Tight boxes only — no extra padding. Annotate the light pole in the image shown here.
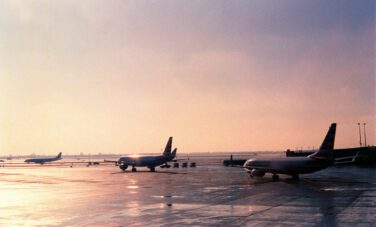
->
[363,123,367,147]
[358,123,362,147]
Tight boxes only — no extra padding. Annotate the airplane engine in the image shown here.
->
[250,169,265,177]
[119,164,128,171]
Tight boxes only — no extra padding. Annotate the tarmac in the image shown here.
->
[1,157,376,226]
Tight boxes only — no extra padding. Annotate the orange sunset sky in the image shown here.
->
[0,0,375,155]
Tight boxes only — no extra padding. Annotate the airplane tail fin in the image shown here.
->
[319,123,337,150]
[309,123,336,160]
[171,148,177,159]
[162,137,173,157]
[56,152,62,160]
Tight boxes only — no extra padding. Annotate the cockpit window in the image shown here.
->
[252,161,270,167]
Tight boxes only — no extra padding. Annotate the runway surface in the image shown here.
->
[1,157,376,226]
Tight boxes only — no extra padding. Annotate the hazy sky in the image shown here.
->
[0,0,375,155]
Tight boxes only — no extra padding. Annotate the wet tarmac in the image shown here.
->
[1,159,376,226]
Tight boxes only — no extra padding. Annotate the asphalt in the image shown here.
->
[1,159,376,226]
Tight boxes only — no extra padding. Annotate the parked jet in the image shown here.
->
[24,152,62,164]
[116,137,177,172]
[244,123,337,180]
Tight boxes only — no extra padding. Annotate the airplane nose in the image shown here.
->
[243,160,251,167]
[243,159,256,168]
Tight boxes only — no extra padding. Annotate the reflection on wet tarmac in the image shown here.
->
[1,160,376,226]
[127,186,139,189]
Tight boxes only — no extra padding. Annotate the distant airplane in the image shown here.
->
[114,137,177,172]
[24,152,62,164]
[244,123,337,180]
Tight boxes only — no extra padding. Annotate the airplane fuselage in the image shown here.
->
[116,137,176,172]
[244,157,332,175]
[24,157,59,164]
[244,123,337,179]
[118,155,170,168]
[24,152,62,164]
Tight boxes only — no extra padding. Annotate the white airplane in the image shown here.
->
[244,123,336,180]
[24,152,62,164]
[113,137,178,172]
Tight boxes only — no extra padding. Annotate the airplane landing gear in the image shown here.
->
[292,174,299,180]
[132,166,137,172]
[149,167,155,172]
[272,174,279,180]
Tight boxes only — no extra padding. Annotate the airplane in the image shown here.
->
[24,152,62,164]
[114,137,178,172]
[243,123,337,180]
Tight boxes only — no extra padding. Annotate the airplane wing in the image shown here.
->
[168,158,187,162]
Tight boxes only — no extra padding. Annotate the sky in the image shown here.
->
[0,0,375,155]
